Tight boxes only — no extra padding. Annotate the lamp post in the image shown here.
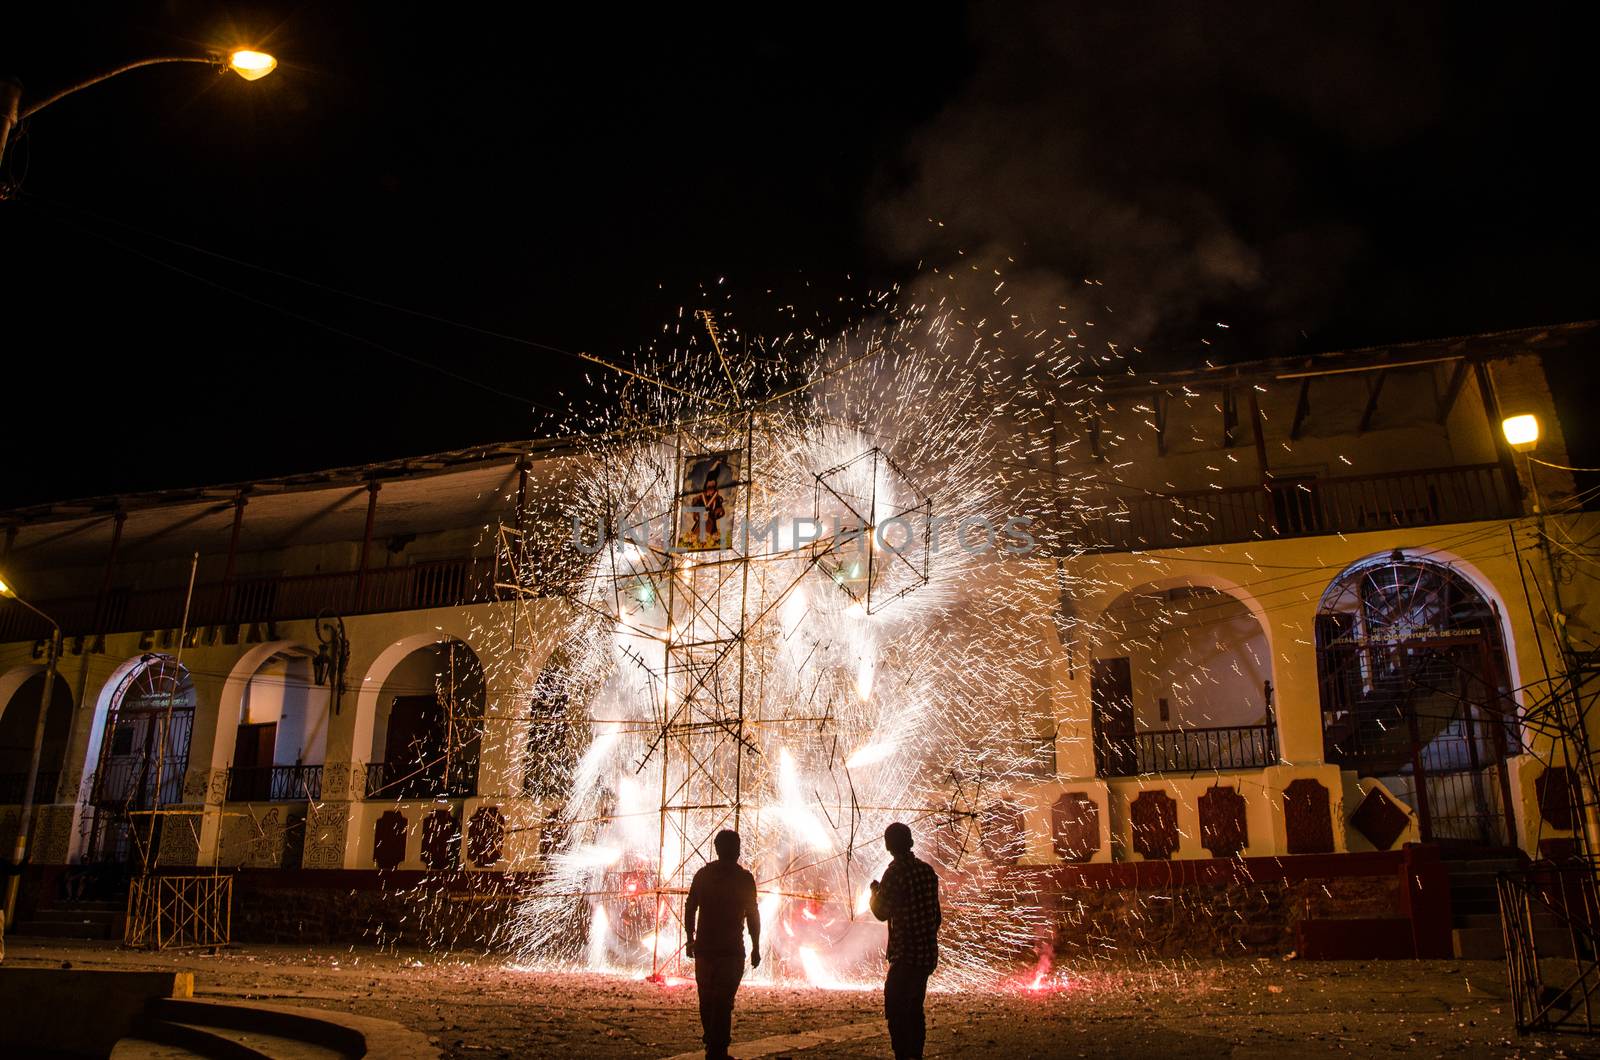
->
[0,48,277,184]
[1502,413,1600,860]
[0,575,62,929]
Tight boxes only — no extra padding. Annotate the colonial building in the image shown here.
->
[2,322,1595,956]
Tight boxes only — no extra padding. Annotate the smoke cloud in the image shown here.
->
[871,3,1443,362]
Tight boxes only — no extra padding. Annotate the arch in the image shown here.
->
[1086,570,1278,659]
[353,632,481,766]
[1088,578,1276,776]
[524,647,581,799]
[211,642,323,773]
[358,634,486,800]
[1315,552,1520,847]
[0,664,76,801]
[80,654,197,864]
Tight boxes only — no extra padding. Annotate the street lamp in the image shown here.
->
[0,573,62,930]
[0,46,278,183]
[1503,413,1540,454]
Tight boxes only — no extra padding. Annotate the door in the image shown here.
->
[1092,657,1137,776]
[230,722,277,801]
[383,695,447,798]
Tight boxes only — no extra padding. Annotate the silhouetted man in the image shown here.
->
[685,829,760,1060]
[870,821,941,1060]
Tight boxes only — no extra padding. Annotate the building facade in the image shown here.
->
[2,322,1595,952]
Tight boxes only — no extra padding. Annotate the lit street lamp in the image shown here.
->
[0,47,278,190]
[0,574,62,930]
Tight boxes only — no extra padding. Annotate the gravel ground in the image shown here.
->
[6,939,1600,1058]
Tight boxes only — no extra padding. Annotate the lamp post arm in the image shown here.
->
[18,56,220,121]
[6,589,61,635]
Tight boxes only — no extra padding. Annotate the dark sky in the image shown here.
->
[2,3,1595,508]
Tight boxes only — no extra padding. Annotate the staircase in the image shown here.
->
[116,998,436,1059]
[1448,856,1572,960]
[9,897,124,940]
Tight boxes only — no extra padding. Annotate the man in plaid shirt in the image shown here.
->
[870,822,941,1060]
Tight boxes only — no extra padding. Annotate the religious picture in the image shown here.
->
[675,450,739,552]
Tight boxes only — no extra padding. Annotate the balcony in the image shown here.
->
[1096,722,1279,778]
[0,555,502,643]
[363,760,477,801]
[224,764,324,802]
[1082,463,1517,553]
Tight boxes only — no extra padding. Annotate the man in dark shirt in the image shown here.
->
[684,829,761,1060]
[870,822,941,1060]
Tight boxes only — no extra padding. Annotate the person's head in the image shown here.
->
[884,822,913,857]
[713,829,741,861]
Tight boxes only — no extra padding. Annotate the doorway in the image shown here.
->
[1092,656,1137,777]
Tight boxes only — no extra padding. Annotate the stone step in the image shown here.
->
[1452,925,1575,961]
[111,1037,212,1059]
[139,1019,348,1060]
[25,907,121,922]
[9,917,117,939]
[145,999,435,1058]
[35,899,126,914]
[1457,912,1561,931]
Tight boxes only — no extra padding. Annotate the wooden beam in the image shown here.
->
[1357,370,1388,434]
[1222,387,1239,449]
[1249,390,1269,480]
[1154,395,1168,457]
[354,480,381,611]
[1290,376,1312,441]
[1436,360,1470,424]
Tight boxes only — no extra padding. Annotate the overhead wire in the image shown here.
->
[30,202,560,412]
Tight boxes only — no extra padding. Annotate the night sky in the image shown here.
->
[2,3,1595,509]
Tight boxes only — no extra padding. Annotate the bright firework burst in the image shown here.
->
[485,283,1113,987]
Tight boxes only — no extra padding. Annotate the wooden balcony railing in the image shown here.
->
[1096,722,1279,778]
[224,764,324,802]
[0,555,502,643]
[1080,462,1516,552]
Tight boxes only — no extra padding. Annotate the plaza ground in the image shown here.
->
[4,939,1599,1058]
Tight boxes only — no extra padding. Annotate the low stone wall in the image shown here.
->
[230,870,532,950]
[1051,873,1399,960]
[1006,849,1414,961]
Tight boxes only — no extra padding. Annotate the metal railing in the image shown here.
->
[88,759,187,808]
[1499,858,1600,1035]
[363,760,476,801]
[1082,463,1516,552]
[0,555,502,643]
[223,764,324,803]
[1097,722,1279,778]
[0,770,60,804]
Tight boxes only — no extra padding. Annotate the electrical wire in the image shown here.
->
[26,202,561,412]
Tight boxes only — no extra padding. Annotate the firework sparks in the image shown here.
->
[483,275,1117,988]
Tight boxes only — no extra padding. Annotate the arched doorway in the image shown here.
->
[1091,583,1276,776]
[226,652,324,802]
[368,640,485,800]
[0,668,75,804]
[523,649,584,800]
[85,655,196,866]
[1316,555,1520,847]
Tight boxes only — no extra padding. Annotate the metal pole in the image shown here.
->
[0,78,21,185]
[1526,451,1600,861]
[354,480,380,611]
[4,603,61,928]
